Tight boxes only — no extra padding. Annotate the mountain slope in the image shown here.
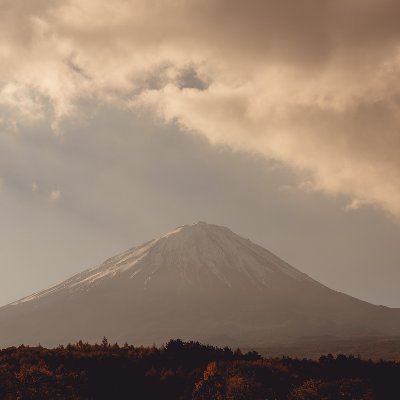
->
[0,222,399,347]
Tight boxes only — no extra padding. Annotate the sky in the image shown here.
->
[1,0,400,307]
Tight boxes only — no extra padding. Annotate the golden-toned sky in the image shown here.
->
[3,0,400,216]
[1,0,400,306]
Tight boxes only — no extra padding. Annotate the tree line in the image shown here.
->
[0,339,399,399]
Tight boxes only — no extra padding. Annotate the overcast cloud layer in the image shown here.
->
[2,0,400,217]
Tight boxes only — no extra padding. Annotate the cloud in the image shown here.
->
[2,0,400,217]
[49,190,61,202]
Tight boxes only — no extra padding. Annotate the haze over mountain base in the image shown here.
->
[1,222,400,348]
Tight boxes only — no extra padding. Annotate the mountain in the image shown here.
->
[1,221,400,348]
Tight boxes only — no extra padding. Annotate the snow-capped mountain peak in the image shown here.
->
[3,222,400,348]
[12,222,311,305]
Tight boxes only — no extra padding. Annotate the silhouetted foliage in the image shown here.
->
[0,340,398,399]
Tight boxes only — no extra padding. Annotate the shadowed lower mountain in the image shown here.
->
[0,221,400,348]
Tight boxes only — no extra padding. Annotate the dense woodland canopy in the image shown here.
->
[0,339,399,399]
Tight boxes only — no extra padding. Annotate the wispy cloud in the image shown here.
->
[2,0,400,218]
[49,190,61,202]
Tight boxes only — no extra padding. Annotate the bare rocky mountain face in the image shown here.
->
[1,222,400,348]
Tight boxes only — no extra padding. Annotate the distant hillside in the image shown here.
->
[250,336,400,362]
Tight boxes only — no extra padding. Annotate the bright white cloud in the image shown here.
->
[2,0,400,217]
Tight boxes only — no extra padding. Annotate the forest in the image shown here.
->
[0,339,399,399]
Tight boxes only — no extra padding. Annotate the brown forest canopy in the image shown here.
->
[0,339,399,399]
